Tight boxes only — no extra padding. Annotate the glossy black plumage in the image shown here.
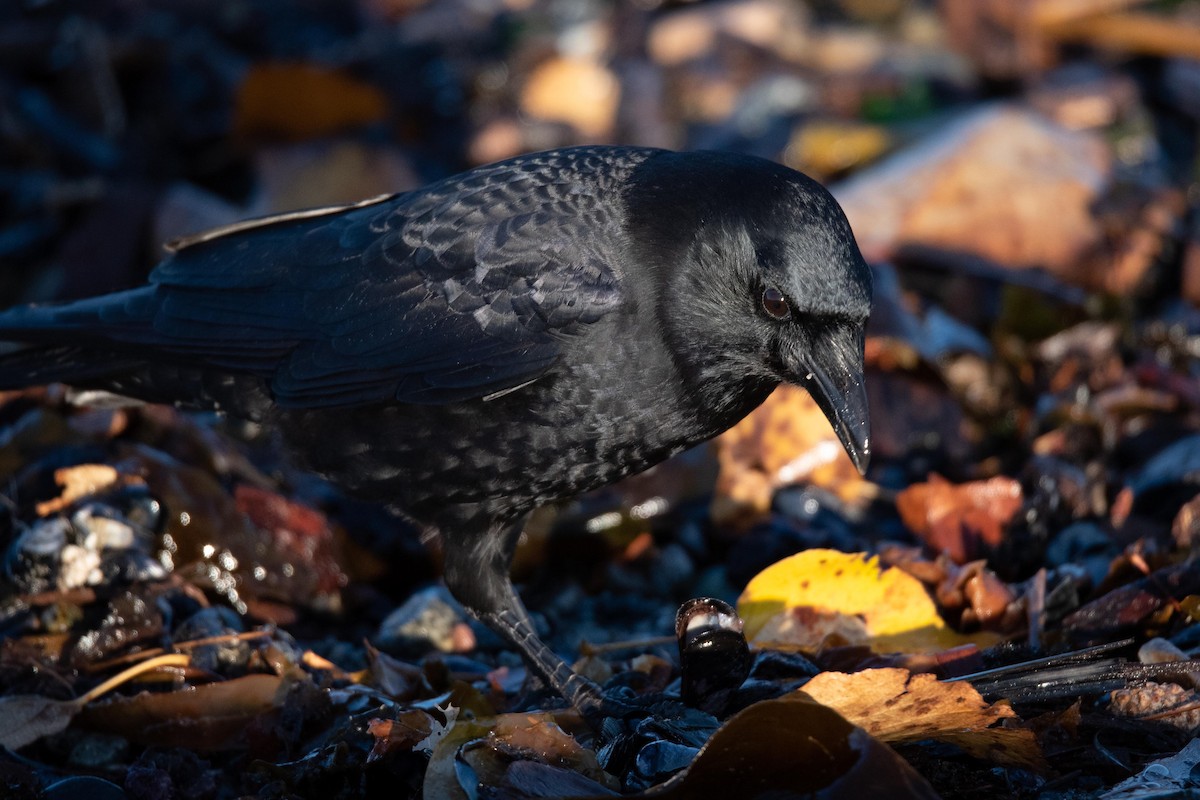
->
[0,146,873,710]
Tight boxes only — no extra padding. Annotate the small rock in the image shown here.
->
[376,585,474,655]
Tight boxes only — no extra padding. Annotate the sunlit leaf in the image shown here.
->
[738,548,997,653]
[804,668,1046,769]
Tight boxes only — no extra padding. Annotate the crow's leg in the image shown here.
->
[439,507,604,713]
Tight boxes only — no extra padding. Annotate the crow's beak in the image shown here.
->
[792,327,871,475]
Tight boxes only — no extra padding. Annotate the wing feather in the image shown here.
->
[124,146,655,406]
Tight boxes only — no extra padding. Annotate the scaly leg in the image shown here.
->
[439,507,604,713]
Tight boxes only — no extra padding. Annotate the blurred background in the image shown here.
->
[3,0,1198,306]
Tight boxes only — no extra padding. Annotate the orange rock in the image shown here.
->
[833,105,1111,276]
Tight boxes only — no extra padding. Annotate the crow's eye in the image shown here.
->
[761,286,790,320]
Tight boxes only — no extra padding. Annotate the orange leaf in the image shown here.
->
[896,474,1023,562]
[712,385,873,527]
[235,63,387,140]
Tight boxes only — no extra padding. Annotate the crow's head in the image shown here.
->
[627,151,873,473]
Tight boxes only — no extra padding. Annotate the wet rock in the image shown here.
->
[4,504,166,595]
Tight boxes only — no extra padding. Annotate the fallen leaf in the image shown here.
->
[803,668,1046,769]
[0,696,82,752]
[35,464,126,516]
[1064,559,1200,641]
[650,691,939,799]
[712,385,874,527]
[77,672,292,749]
[367,709,437,761]
[785,119,891,178]
[520,57,619,138]
[738,549,998,653]
[0,653,190,751]
[896,474,1023,563]
[936,560,1021,630]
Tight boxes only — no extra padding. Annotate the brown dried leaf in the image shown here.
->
[367,710,437,761]
[936,560,1021,631]
[77,672,291,749]
[803,668,1046,769]
[896,474,1023,563]
[1064,559,1200,640]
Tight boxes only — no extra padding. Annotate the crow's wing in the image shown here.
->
[36,147,654,407]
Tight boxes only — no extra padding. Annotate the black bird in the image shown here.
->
[0,146,871,711]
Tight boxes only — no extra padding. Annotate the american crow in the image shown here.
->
[0,146,871,712]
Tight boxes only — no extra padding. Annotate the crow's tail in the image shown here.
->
[0,288,154,390]
[0,291,274,419]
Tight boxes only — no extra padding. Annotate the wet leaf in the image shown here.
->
[649,691,939,799]
[803,668,1045,769]
[77,672,293,749]
[424,715,498,800]
[1064,559,1200,640]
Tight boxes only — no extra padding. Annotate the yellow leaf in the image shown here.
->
[738,548,998,653]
